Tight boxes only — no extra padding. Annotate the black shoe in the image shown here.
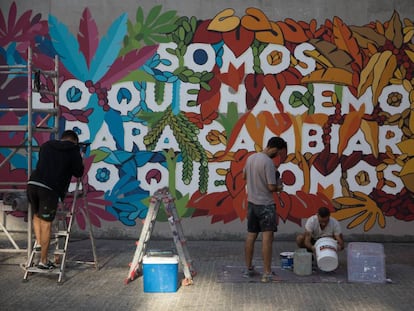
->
[37,260,56,270]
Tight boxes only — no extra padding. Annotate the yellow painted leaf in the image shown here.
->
[333,196,366,206]
[303,49,334,67]
[301,68,353,85]
[385,11,403,49]
[377,211,386,228]
[364,212,376,231]
[347,211,370,229]
[372,52,397,104]
[332,207,366,220]
[360,119,380,158]
[357,52,381,97]
[208,8,240,32]
[410,108,414,133]
[399,158,414,176]
[396,139,414,156]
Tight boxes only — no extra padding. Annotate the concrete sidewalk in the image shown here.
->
[0,235,413,311]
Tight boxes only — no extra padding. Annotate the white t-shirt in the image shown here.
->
[305,214,342,240]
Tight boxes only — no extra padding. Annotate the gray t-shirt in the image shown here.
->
[244,152,276,205]
[305,214,342,240]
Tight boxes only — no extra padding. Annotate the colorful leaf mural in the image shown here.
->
[1,2,414,233]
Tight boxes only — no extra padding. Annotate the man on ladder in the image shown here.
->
[26,130,84,269]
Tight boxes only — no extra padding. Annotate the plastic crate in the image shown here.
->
[347,242,386,283]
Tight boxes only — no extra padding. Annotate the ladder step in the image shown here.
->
[54,249,65,255]
[54,231,69,237]
[26,266,60,274]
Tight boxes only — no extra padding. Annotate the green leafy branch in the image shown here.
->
[121,5,178,55]
[141,106,209,193]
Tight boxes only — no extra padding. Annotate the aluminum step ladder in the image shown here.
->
[23,178,98,283]
[125,187,195,286]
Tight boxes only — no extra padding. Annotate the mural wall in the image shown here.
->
[1,2,413,238]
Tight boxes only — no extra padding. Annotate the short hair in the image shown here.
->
[61,130,79,143]
[267,137,287,150]
[318,206,331,218]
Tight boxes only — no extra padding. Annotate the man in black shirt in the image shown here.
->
[27,130,84,269]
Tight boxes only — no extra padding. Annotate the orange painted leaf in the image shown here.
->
[333,16,363,67]
[275,18,308,43]
[215,112,251,161]
[337,104,365,156]
[200,91,221,121]
[260,111,292,136]
[245,113,266,147]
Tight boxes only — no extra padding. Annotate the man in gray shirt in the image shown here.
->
[243,137,287,283]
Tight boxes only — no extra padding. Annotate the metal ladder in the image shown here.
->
[23,176,99,283]
[0,47,60,257]
[125,187,195,286]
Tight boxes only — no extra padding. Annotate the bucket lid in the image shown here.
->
[280,251,294,257]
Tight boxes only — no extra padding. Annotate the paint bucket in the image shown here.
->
[280,252,294,269]
[314,237,338,272]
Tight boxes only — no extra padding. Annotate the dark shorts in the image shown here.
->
[27,184,59,222]
[247,202,278,233]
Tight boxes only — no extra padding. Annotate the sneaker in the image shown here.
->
[37,260,56,270]
[261,273,273,283]
[242,266,258,278]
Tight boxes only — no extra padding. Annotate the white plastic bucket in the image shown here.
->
[314,237,338,272]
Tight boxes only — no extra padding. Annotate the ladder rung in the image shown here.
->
[33,69,58,77]
[32,108,59,114]
[33,127,59,133]
[0,125,28,131]
[54,249,65,255]
[34,89,58,96]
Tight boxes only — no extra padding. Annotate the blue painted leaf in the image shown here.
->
[89,13,128,82]
[48,15,88,80]
[104,108,125,149]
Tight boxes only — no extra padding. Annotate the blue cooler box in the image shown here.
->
[143,255,179,293]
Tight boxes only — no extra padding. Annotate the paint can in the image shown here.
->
[280,251,294,269]
[314,237,338,272]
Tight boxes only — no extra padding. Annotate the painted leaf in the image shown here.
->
[349,25,386,48]
[218,63,245,91]
[308,39,354,71]
[357,52,381,97]
[89,13,128,82]
[360,119,379,158]
[245,113,266,147]
[100,45,158,87]
[241,7,272,31]
[222,25,254,57]
[333,16,363,67]
[337,104,365,156]
[372,51,397,104]
[385,11,403,49]
[208,8,240,32]
[78,8,99,68]
[48,15,89,80]
[302,67,353,85]
[275,18,308,43]
[397,139,414,156]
